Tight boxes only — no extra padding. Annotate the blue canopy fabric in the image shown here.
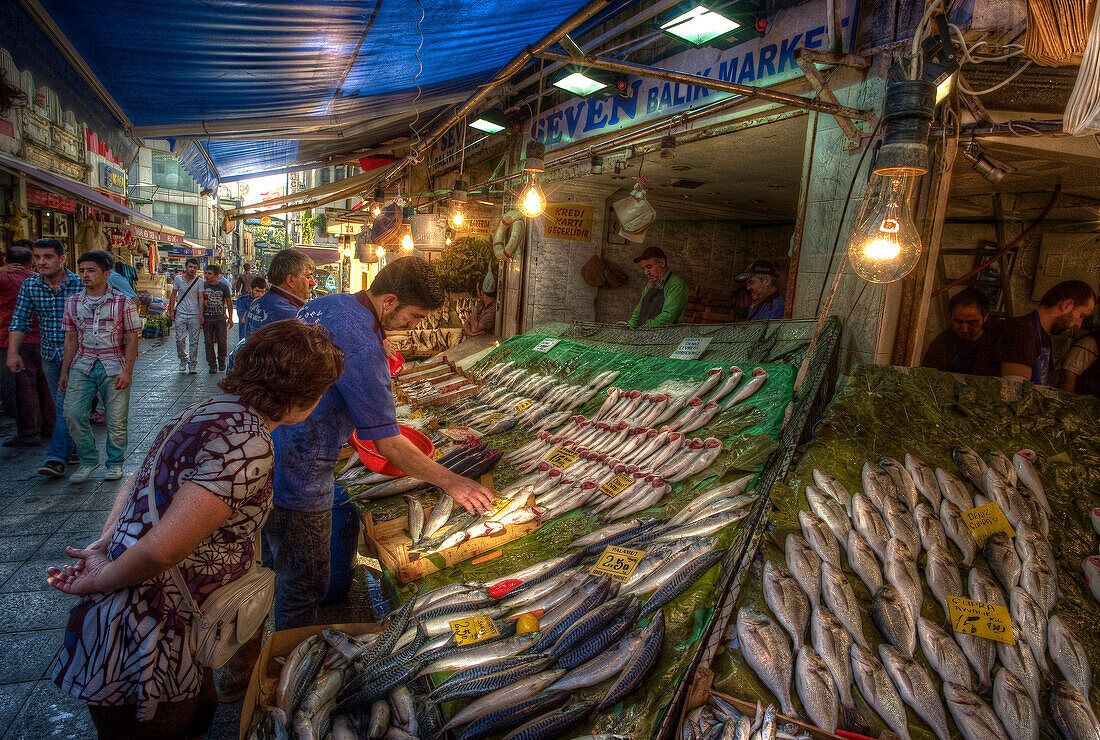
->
[37,0,619,187]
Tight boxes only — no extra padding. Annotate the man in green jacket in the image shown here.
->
[627,247,688,327]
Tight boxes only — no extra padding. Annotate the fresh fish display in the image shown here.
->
[794,646,838,733]
[850,644,911,740]
[940,499,978,567]
[1047,615,1091,698]
[944,681,1007,740]
[820,561,866,647]
[846,530,883,595]
[1012,450,1052,514]
[784,534,821,606]
[812,469,852,512]
[984,531,1022,590]
[992,667,1040,740]
[913,502,948,553]
[879,455,919,510]
[851,493,890,562]
[762,561,810,651]
[904,453,941,509]
[997,619,1041,708]
[870,583,916,657]
[878,643,950,740]
[735,608,797,718]
[917,617,973,690]
[810,605,855,723]
[935,467,973,511]
[798,510,840,567]
[805,485,850,546]
[1050,681,1100,740]
[952,445,989,490]
[924,543,963,618]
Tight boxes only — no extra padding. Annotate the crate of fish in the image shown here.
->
[363,493,541,584]
[240,622,382,740]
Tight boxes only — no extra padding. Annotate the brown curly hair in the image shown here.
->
[220,320,344,421]
[369,256,445,310]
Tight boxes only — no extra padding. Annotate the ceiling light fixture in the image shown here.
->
[658,2,767,48]
[553,71,607,97]
[660,135,677,159]
[962,142,1013,184]
[469,108,510,134]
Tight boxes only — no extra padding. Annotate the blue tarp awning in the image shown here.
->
[36,0,624,188]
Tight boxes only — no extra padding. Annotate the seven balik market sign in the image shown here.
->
[543,204,593,241]
[527,0,857,150]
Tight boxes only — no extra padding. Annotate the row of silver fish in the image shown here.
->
[729,446,1097,740]
[682,697,813,740]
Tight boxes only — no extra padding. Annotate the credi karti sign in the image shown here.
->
[529,0,856,149]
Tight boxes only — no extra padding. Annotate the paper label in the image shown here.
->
[961,502,1016,546]
[947,596,1016,644]
[442,425,482,441]
[545,445,579,468]
[533,337,561,353]
[478,412,505,428]
[449,615,500,645]
[670,338,712,360]
[600,474,636,498]
[590,545,645,582]
[513,400,534,414]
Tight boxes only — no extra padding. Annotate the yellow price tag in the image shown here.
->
[961,502,1016,546]
[947,596,1015,644]
[590,545,645,583]
[545,445,580,468]
[479,413,505,427]
[514,400,534,414]
[600,474,636,498]
[449,615,500,646]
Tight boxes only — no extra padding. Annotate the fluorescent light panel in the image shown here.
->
[553,71,608,96]
[469,118,506,133]
[660,6,740,46]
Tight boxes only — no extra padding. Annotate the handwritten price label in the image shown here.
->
[947,596,1016,644]
[545,445,579,468]
[514,400,534,414]
[962,502,1016,546]
[533,337,561,353]
[599,474,635,498]
[478,413,505,428]
[449,615,500,646]
[590,545,645,582]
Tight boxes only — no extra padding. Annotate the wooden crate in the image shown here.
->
[239,622,382,740]
[363,501,538,584]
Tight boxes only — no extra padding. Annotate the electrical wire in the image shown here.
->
[958,60,1033,95]
[408,0,426,163]
[948,25,1026,64]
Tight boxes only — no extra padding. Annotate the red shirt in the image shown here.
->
[0,266,40,347]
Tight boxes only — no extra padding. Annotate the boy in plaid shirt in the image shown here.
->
[59,251,141,483]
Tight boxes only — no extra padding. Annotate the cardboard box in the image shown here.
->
[363,503,539,584]
[239,622,382,740]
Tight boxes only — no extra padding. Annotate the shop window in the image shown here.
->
[335,166,345,181]
[151,152,199,193]
[320,168,331,186]
[153,202,197,237]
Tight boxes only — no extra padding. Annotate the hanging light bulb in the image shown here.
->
[519,177,546,218]
[376,245,385,258]
[370,186,385,218]
[450,179,469,230]
[846,175,922,283]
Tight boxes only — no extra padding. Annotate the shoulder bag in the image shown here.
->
[144,406,276,668]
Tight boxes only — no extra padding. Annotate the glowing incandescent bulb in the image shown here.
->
[371,202,382,218]
[847,175,922,283]
[450,206,465,229]
[519,180,546,218]
[400,231,415,252]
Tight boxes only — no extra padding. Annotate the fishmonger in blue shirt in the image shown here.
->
[266,257,493,629]
[241,248,315,339]
[737,260,786,321]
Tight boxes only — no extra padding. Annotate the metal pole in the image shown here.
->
[285,173,290,247]
[535,51,874,122]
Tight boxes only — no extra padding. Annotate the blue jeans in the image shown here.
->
[264,504,332,630]
[62,361,130,467]
[41,355,74,464]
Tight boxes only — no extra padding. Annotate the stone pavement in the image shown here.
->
[0,335,378,739]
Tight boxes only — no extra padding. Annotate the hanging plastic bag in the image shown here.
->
[613,179,656,243]
[482,268,496,294]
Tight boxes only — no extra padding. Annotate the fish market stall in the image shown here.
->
[698,364,1100,740]
[288,319,842,740]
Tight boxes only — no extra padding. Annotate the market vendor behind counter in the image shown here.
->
[627,246,687,328]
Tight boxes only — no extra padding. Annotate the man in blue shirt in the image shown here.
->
[267,256,493,629]
[737,260,786,321]
[5,239,83,477]
[241,248,315,339]
[107,268,136,299]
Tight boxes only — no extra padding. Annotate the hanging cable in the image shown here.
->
[408,0,426,162]
[958,60,1033,95]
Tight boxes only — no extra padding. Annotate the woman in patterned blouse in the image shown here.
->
[46,320,344,739]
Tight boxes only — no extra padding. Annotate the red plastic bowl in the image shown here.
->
[350,424,434,477]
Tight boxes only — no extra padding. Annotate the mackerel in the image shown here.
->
[638,549,724,618]
[501,700,596,740]
[456,690,570,740]
[416,633,541,676]
[555,600,641,670]
[430,656,557,704]
[597,610,665,710]
[440,670,565,731]
[550,630,644,691]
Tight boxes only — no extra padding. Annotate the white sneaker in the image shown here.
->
[179,361,187,372]
[104,466,123,481]
[69,465,99,483]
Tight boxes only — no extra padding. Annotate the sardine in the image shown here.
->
[784,534,821,606]
[878,643,950,740]
[795,646,838,733]
[992,667,1040,740]
[944,682,1007,740]
[904,453,941,509]
[820,561,866,647]
[810,606,855,720]
[798,510,840,567]
[763,561,810,652]
[735,608,797,717]
[1050,681,1100,740]
[871,583,916,656]
[1047,614,1091,698]
[917,617,973,690]
[846,530,883,596]
[849,644,911,740]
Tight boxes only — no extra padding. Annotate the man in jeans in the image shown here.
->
[59,251,140,483]
[6,239,83,477]
[168,258,202,373]
[199,264,232,373]
[0,244,51,447]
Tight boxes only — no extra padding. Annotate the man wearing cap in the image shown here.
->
[627,247,687,328]
[737,261,785,321]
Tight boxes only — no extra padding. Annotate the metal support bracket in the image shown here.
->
[793,47,874,149]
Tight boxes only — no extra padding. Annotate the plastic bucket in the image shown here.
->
[349,424,434,476]
[323,485,360,605]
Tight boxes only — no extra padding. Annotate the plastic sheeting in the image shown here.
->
[37,0,616,186]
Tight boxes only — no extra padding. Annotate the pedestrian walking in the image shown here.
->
[234,276,265,328]
[231,262,253,296]
[59,251,141,483]
[168,258,202,374]
[5,238,83,478]
[199,264,232,373]
[0,243,52,447]
[47,321,343,739]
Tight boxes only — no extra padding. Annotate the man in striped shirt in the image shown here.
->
[6,239,83,478]
[59,251,141,483]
